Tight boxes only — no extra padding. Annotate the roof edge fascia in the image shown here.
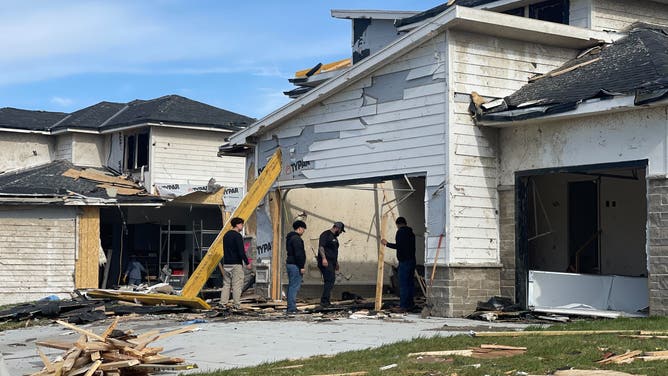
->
[331,9,420,20]
[230,6,617,145]
[478,95,668,128]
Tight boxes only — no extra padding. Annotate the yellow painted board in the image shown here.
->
[295,58,352,77]
[87,290,210,310]
[180,149,283,298]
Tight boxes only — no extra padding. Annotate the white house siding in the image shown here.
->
[55,134,73,161]
[0,133,54,172]
[254,33,449,268]
[0,207,77,305]
[569,0,592,28]
[448,30,578,265]
[72,133,105,167]
[150,126,245,193]
[498,107,668,185]
[591,0,668,32]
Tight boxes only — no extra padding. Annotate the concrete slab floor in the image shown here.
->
[0,315,531,375]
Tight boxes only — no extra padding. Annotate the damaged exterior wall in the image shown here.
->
[433,30,578,316]
[150,127,245,195]
[0,133,54,172]
[590,0,668,32]
[252,33,448,299]
[0,207,77,305]
[498,106,668,315]
[352,18,402,64]
[71,133,106,167]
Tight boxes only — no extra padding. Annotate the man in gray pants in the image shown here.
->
[220,217,251,309]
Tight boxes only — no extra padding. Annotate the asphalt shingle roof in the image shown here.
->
[481,24,668,121]
[0,95,254,133]
[0,108,67,131]
[395,0,496,27]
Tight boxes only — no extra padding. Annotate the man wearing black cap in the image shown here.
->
[317,221,345,307]
[285,220,307,314]
[381,217,416,312]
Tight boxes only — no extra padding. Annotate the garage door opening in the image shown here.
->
[274,175,426,305]
[515,160,648,317]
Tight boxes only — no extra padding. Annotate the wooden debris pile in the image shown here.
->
[31,318,197,376]
[598,349,668,364]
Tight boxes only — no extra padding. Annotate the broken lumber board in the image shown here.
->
[35,341,76,350]
[97,359,140,370]
[479,344,527,350]
[36,348,55,372]
[86,290,210,310]
[130,363,199,371]
[553,370,643,376]
[408,350,474,357]
[597,350,642,364]
[101,317,119,340]
[55,320,106,341]
[83,360,101,376]
[644,350,668,356]
[638,355,668,361]
[473,330,655,337]
[143,355,185,364]
[155,325,199,340]
[181,148,282,298]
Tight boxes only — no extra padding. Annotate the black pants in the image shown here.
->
[318,263,336,305]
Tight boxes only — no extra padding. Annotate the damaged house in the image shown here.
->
[0,95,253,305]
[222,0,668,317]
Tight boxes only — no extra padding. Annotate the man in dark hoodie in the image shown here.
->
[285,220,307,314]
[221,217,251,309]
[381,217,416,312]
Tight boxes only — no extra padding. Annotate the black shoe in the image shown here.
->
[320,302,332,308]
[286,309,298,314]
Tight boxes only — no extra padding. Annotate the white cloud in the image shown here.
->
[50,96,74,107]
[0,1,350,86]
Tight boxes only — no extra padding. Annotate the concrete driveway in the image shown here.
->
[0,314,530,375]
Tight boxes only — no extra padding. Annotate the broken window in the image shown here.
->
[124,129,149,170]
[503,0,569,25]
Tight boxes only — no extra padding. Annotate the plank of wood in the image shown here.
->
[597,350,642,364]
[77,169,137,188]
[408,350,474,357]
[75,341,113,352]
[96,184,144,195]
[83,360,102,376]
[35,341,75,350]
[101,317,120,340]
[154,325,199,341]
[75,206,100,289]
[269,189,281,301]
[638,355,668,361]
[374,183,388,312]
[644,350,668,357]
[105,338,137,348]
[97,359,140,371]
[139,347,164,356]
[90,351,100,361]
[130,363,199,371]
[36,348,55,372]
[479,344,527,350]
[181,148,282,298]
[309,372,368,376]
[62,348,82,372]
[85,290,211,310]
[429,234,444,287]
[473,330,644,337]
[55,320,106,342]
[142,355,185,364]
[62,169,82,179]
[553,370,643,376]
[100,351,137,362]
[136,329,160,339]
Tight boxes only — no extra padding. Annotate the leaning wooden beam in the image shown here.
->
[36,348,54,372]
[55,320,105,342]
[181,148,283,298]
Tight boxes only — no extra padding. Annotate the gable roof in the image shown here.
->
[229,6,614,146]
[0,160,163,204]
[0,95,254,134]
[479,24,668,122]
[0,108,67,132]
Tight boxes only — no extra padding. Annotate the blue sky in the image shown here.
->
[0,1,442,119]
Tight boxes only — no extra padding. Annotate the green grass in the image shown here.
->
[0,318,49,332]
[192,317,668,376]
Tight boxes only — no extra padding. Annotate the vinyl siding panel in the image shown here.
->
[0,207,77,305]
[448,30,578,264]
[150,127,245,193]
[591,0,668,31]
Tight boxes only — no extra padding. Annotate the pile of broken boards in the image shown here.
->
[31,318,197,376]
[468,296,583,324]
[0,295,190,325]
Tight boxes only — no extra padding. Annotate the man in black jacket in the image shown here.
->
[220,217,251,309]
[381,217,416,312]
[318,221,345,307]
[285,220,307,313]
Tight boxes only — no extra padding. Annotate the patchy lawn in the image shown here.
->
[194,317,668,376]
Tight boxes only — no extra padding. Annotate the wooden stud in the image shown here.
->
[101,317,120,340]
[55,321,105,342]
[270,189,282,301]
[36,348,55,372]
[83,360,102,376]
[180,148,282,298]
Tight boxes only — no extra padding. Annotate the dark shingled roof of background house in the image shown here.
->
[395,0,497,27]
[0,95,255,133]
[0,108,67,131]
[480,24,668,121]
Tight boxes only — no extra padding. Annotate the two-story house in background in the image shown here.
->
[223,0,668,317]
[0,95,252,305]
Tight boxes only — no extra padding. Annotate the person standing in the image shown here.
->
[317,221,345,307]
[221,217,251,309]
[381,217,416,312]
[285,220,307,314]
[124,254,146,285]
